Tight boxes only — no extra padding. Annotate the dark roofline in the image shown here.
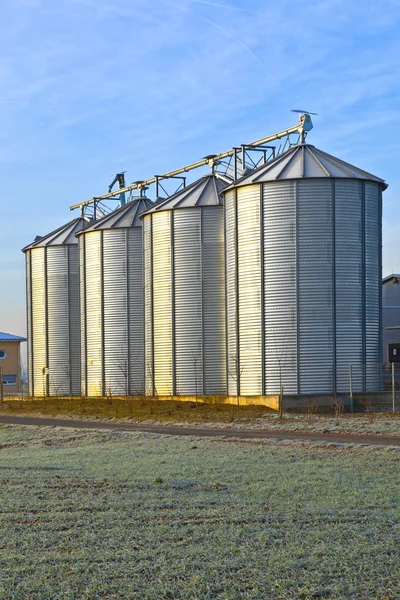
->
[383,274,400,284]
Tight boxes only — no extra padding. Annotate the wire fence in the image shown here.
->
[348,363,400,413]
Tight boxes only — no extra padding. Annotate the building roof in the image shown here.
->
[22,217,88,252]
[383,274,400,284]
[223,144,387,191]
[77,197,153,234]
[0,332,27,342]
[141,174,230,217]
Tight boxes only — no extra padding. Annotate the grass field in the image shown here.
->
[0,425,399,599]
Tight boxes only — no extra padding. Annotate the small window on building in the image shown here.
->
[0,350,7,360]
[3,374,17,385]
[389,344,400,363]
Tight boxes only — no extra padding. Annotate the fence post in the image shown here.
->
[0,368,3,402]
[349,364,353,413]
[392,362,395,414]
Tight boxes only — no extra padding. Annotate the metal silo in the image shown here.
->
[78,197,153,397]
[143,174,228,397]
[223,144,387,396]
[23,218,86,397]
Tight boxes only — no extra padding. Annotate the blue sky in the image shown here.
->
[1,0,400,347]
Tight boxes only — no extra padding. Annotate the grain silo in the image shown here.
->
[23,217,86,397]
[223,144,387,396]
[142,174,228,397]
[78,197,153,397]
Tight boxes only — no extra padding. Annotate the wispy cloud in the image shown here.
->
[1,0,400,332]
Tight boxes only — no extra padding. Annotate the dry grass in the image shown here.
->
[0,396,274,424]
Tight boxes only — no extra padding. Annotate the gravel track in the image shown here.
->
[0,414,400,446]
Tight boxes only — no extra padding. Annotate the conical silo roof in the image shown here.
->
[141,174,230,216]
[223,144,387,190]
[77,197,153,234]
[22,217,88,252]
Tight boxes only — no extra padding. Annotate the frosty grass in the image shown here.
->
[0,425,399,599]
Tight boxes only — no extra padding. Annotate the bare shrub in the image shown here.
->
[361,396,376,423]
[331,394,344,425]
[304,399,318,424]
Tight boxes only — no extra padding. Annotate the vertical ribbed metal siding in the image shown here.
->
[297,180,334,393]
[68,246,80,396]
[143,217,153,395]
[30,248,47,396]
[227,177,382,396]
[174,209,203,395]
[81,227,145,397]
[47,246,70,394]
[26,252,33,396]
[237,185,262,395]
[335,180,363,391]
[84,232,103,396]
[128,228,145,395]
[202,208,226,395]
[145,206,226,397]
[263,181,298,394]
[152,211,174,395]
[364,182,381,389]
[103,230,128,395]
[79,237,87,396]
[224,191,238,395]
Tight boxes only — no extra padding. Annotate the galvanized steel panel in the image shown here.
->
[47,246,71,395]
[202,208,226,395]
[143,217,153,395]
[79,237,87,395]
[103,229,129,395]
[237,186,262,395]
[68,246,81,396]
[147,204,226,397]
[84,232,103,396]
[227,169,383,397]
[263,181,297,394]
[127,228,145,395]
[152,211,174,395]
[297,180,334,393]
[335,180,363,391]
[173,209,203,395]
[225,191,238,395]
[30,248,47,396]
[26,252,33,396]
[364,182,381,388]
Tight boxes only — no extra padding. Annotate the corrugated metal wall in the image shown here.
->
[298,180,334,393]
[30,248,46,396]
[26,252,33,396]
[264,181,298,394]
[144,217,154,395]
[144,206,226,397]
[80,228,145,396]
[237,185,262,395]
[225,191,238,395]
[365,182,382,387]
[152,211,174,395]
[83,232,102,396]
[225,178,382,396]
[26,245,80,397]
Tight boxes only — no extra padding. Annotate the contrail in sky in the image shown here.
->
[189,0,267,15]
[163,0,273,81]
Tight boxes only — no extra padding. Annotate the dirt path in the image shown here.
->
[0,414,399,446]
